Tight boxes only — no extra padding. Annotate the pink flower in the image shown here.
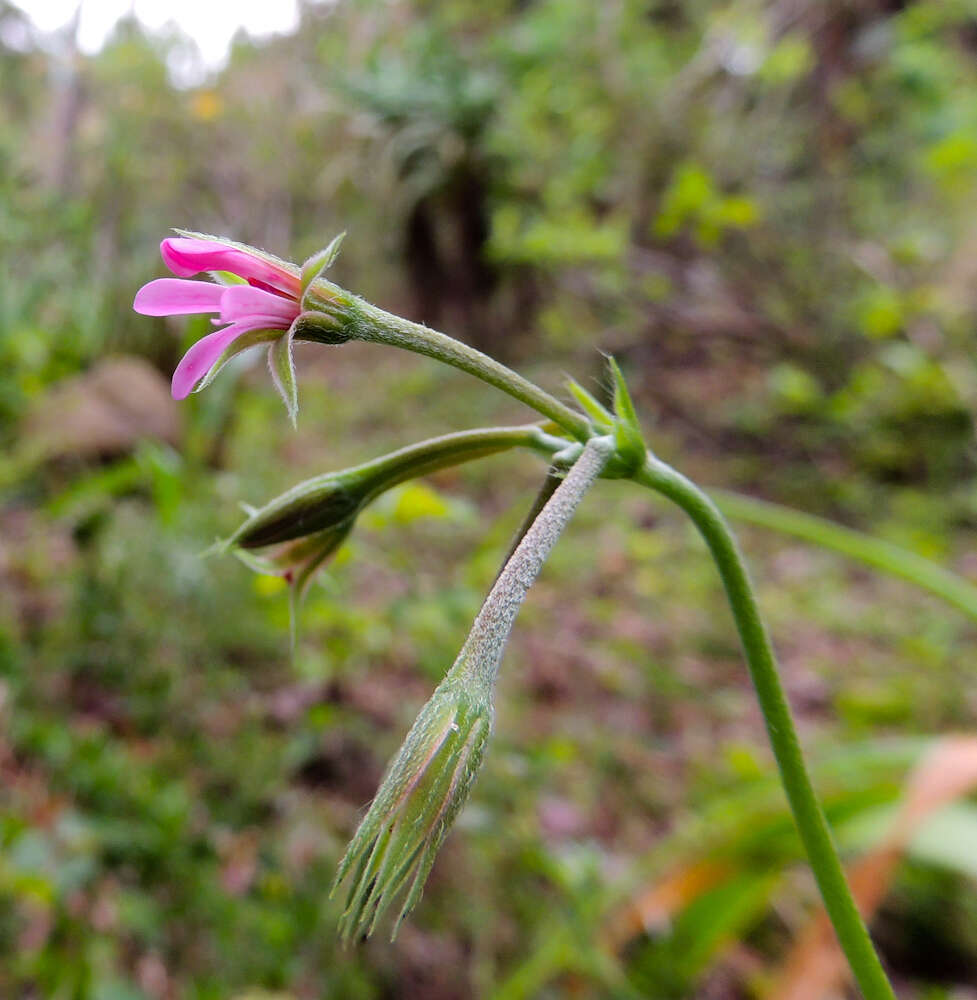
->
[133,236,302,400]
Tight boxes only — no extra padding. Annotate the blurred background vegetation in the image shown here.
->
[3,0,977,996]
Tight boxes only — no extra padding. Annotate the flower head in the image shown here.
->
[134,233,350,422]
[332,674,492,942]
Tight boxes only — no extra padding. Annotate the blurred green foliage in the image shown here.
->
[4,0,977,995]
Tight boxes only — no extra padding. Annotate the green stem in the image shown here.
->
[352,297,593,443]
[353,425,565,503]
[456,436,613,690]
[634,456,895,1000]
[232,424,568,549]
[492,467,564,589]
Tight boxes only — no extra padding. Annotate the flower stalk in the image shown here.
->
[455,435,613,688]
[633,455,896,1000]
[349,296,594,444]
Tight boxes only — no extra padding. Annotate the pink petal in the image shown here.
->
[160,238,300,297]
[133,278,225,316]
[171,317,290,400]
[219,285,301,324]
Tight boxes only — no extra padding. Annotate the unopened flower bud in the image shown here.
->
[332,675,492,942]
[230,472,366,551]
[227,425,560,579]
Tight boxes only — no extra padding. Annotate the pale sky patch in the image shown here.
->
[11,0,302,83]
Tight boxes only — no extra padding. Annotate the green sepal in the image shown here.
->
[608,356,640,430]
[268,329,299,428]
[232,546,280,576]
[332,674,492,942]
[291,309,353,346]
[207,270,248,286]
[566,378,614,430]
[234,520,355,650]
[289,522,355,599]
[300,232,346,303]
[607,356,646,475]
[232,521,353,594]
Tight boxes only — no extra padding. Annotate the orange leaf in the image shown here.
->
[770,736,977,1000]
[604,859,733,952]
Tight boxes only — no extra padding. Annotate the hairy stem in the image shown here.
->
[492,468,565,589]
[634,455,895,1000]
[456,436,613,691]
[350,425,569,504]
[352,298,593,443]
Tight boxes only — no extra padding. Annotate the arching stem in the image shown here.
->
[634,454,895,1000]
[352,298,593,443]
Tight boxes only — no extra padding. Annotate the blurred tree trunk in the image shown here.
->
[46,11,83,194]
[404,165,499,351]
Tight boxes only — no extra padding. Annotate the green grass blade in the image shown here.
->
[714,489,977,624]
